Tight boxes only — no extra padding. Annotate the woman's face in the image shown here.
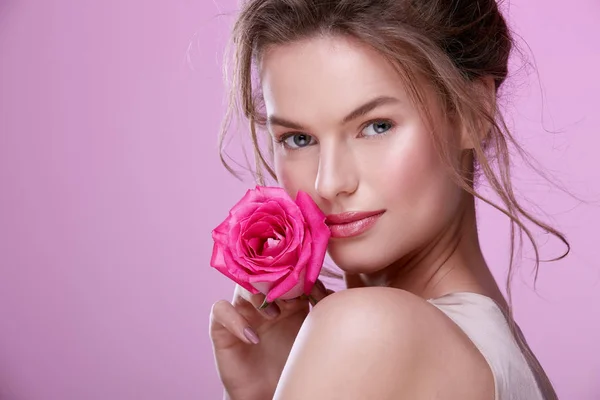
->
[259,35,465,275]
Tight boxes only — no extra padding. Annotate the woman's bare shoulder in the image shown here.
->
[273,287,494,400]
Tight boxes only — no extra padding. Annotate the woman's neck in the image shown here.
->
[345,194,507,308]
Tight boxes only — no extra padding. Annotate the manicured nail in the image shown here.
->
[263,303,280,318]
[244,327,260,344]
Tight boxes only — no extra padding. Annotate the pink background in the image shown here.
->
[0,1,598,399]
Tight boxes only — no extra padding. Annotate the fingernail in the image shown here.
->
[263,304,280,318]
[283,297,298,303]
[244,327,260,344]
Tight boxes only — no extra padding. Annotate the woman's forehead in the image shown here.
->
[259,36,414,116]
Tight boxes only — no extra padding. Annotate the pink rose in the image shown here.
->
[210,186,330,304]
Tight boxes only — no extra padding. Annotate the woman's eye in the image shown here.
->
[282,133,314,149]
[362,120,393,137]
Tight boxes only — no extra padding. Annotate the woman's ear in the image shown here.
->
[459,76,497,150]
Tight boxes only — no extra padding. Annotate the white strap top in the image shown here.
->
[427,292,545,400]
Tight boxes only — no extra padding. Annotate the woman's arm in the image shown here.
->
[273,287,494,400]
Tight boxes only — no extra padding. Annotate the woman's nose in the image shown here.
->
[314,144,359,201]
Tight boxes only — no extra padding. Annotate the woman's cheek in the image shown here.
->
[376,125,456,220]
[274,152,311,199]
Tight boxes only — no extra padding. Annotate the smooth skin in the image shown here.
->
[210,282,333,400]
[210,34,505,399]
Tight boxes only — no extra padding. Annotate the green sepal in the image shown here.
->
[258,298,271,310]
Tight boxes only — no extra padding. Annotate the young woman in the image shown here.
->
[209,1,568,399]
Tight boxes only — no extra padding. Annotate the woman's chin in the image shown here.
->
[327,246,392,276]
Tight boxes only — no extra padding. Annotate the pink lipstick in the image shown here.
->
[325,210,385,239]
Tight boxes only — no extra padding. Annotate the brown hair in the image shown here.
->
[218,1,568,397]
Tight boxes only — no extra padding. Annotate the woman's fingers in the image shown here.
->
[210,300,261,346]
[210,281,330,350]
[230,280,332,323]
[249,292,282,319]
[309,279,334,304]
[233,285,282,320]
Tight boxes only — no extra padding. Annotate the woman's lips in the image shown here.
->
[325,210,385,239]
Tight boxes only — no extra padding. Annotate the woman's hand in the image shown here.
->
[209,280,333,400]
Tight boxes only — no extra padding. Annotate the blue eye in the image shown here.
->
[362,120,393,137]
[281,133,314,149]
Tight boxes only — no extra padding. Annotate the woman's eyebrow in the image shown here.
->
[267,96,401,130]
[341,96,400,124]
[267,115,305,130]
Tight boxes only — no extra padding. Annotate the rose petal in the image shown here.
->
[264,266,307,302]
[255,238,298,267]
[255,208,304,262]
[240,221,282,259]
[236,186,293,211]
[242,248,299,273]
[243,215,301,267]
[210,242,259,295]
[211,186,331,303]
[272,270,306,300]
[229,198,263,228]
[262,237,312,303]
[245,237,263,257]
[249,215,283,231]
[212,218,232,246]
[247,268,290,284]
[278,198,305,242]
[295,191,331,293]
[245,192,306,271]
[213,220,247,275]
[248,268,292,296]
[230,201,261,222]
[261,234,285,257]
[258,187,303,216]
[251,197,305,243]
[250,281,276,296]
[244,210,285,228]
[230,222,254,266]
[230,188,265,212]
[221,246,264,282]
[242,221,276,242]
[249,198,305,261]
[239,211,285,242]
[254,186,289,202]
